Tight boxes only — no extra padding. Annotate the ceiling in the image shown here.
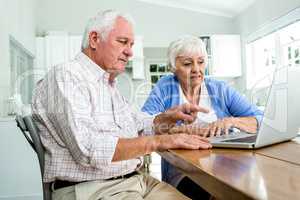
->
[136,0,256,18]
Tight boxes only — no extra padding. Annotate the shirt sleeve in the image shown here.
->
[130,106,156,136]
[141,82,166,115]
[45,68,118,168]
[223,82,264,127]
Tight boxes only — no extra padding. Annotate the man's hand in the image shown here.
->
[153,103,209,134]
[155,134,212,151]
[112,134,211,162]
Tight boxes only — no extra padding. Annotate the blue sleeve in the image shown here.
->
[141,82,166,115]
[223,83,264,127]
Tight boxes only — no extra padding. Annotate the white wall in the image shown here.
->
[0,0,37,117]
[0,1,40,199]
[233,0,300,92]
[35,0,238,104]
[36,0,237,47]
[0,119,42,200]
[234,0,300,36]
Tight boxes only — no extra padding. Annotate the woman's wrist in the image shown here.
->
[153,113,174,134]
[229,117,237,128]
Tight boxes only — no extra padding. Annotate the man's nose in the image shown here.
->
[124,46,133,57]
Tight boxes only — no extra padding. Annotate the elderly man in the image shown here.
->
[32,10,211,200]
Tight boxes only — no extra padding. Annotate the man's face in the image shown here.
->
[95,17,134,73]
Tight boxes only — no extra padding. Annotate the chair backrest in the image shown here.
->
[16,115,52,200]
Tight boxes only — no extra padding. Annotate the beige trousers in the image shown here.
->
[52,174,190,200]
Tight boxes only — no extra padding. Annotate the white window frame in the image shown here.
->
[246,7,300,90]
[9,36,35,105]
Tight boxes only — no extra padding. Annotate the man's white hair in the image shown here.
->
[81,9,135,51]
[167,35,208,71]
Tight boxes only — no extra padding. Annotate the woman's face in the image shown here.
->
[174,52,206,90]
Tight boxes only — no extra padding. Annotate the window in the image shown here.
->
[279,22,300,67]
[246,33,276,89]
[246,20,300,90]
[10,36,34,105]
[147,60,171,87]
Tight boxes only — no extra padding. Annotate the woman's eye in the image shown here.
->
[183,63,191,66]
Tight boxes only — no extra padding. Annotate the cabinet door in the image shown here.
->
[34,37,47,84]
[35,37,45,69]
[211,35,242,77]
[45,35,69,71]
[69,36,82,60]
[132,36,144,58]
[132,58,145,79]
[131,36,145,79]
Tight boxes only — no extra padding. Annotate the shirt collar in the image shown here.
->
[179,80,208,104]
[201,80,209,96]
[74,52,116,86]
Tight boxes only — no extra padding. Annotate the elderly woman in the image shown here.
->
[142,35,263,199]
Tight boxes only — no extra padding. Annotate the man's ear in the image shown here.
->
[89,31,100,50]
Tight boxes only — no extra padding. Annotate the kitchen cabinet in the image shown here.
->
[200,34,242,78]
[35,33,144,79]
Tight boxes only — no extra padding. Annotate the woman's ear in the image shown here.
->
[169,65,176,73]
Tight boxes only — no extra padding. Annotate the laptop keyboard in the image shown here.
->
[222,135,257,143]
[215,132,240,139]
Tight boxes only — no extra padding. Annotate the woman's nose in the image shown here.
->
[191,63,200,73]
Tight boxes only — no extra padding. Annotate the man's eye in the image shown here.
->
[198,61,204,64]
[118,40,127,45]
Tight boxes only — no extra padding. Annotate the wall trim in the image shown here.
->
[0,194,42,200]
[246,6,300,43]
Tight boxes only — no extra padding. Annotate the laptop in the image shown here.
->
[209,66,300,149]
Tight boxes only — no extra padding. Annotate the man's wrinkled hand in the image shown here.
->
[155,134,212,151]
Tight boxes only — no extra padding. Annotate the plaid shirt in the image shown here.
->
[32,52,153,182]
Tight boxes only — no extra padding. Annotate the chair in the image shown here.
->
[15,115,52,200]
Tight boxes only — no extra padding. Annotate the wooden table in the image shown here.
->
[159,137,300,200]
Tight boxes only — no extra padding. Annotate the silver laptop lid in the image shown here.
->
[255,66,300,148]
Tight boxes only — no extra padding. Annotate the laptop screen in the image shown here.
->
[253,66,300,136]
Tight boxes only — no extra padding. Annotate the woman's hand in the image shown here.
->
[169,117,258,137]
[153,103,209,134]
[169,117,235,137]
[202,117,258,137]
[201,118,235,137]
[169,123,206,136]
